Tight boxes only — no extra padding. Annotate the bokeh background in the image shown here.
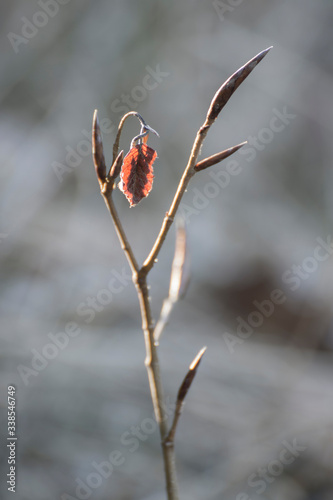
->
[1,1,333,499]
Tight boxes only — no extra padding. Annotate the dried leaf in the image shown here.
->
[118,143,157,207]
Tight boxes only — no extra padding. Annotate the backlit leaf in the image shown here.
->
[118,143,157,207]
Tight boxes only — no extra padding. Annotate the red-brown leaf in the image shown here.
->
[118,144,157,207]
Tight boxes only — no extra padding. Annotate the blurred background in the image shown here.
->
[1,1,333,499]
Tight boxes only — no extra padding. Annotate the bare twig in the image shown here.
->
[93,110,179,500]
[168,219,189,302]
[165,347,207,446]
[141,46,272,276]
[92,46,271,500]
[93,110,138,273]
[154,219,189,344]
[112,110,158,163]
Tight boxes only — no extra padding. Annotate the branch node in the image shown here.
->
[163,439,174,448]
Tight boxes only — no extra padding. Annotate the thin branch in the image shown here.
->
[168,219,189,302]
[141,46,272,276]
[101,194,139,274]
[165,347,207,447]
[112,111,146,163]
[154,219,189,344]
[92,111,139,274]
[92,46,271,500]
[112,111,159,163]
[93,109,179,500]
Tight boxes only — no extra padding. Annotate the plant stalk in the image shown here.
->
[93,46,272,500]
[101,189,179,499]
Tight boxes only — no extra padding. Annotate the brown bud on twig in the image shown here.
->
[92,109,107,183]
[194,141,247,172]
[176,347,206,404]
[165,347,207,446]
[206,46,273,123]
[109,150,124,181]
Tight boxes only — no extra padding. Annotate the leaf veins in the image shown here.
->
[118,144,157,207]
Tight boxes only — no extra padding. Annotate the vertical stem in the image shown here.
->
[101,189,179,499]
[93,47,271,500]
[135,272,179,500]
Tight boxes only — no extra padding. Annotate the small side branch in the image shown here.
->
[112,111,158,163]
[92,109,178,499]
[92,110,138,275]
[92,46,271,500]
[165,347,207,447]
[154,219,189,344]
[142,47,272,275]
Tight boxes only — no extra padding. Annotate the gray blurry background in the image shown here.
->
[1,1,333,499]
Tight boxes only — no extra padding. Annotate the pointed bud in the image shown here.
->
[92,109,107,182]
[177,347,207,404]
[110,150,124,181]
[207,47,272,123]
[195,141,247,172]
